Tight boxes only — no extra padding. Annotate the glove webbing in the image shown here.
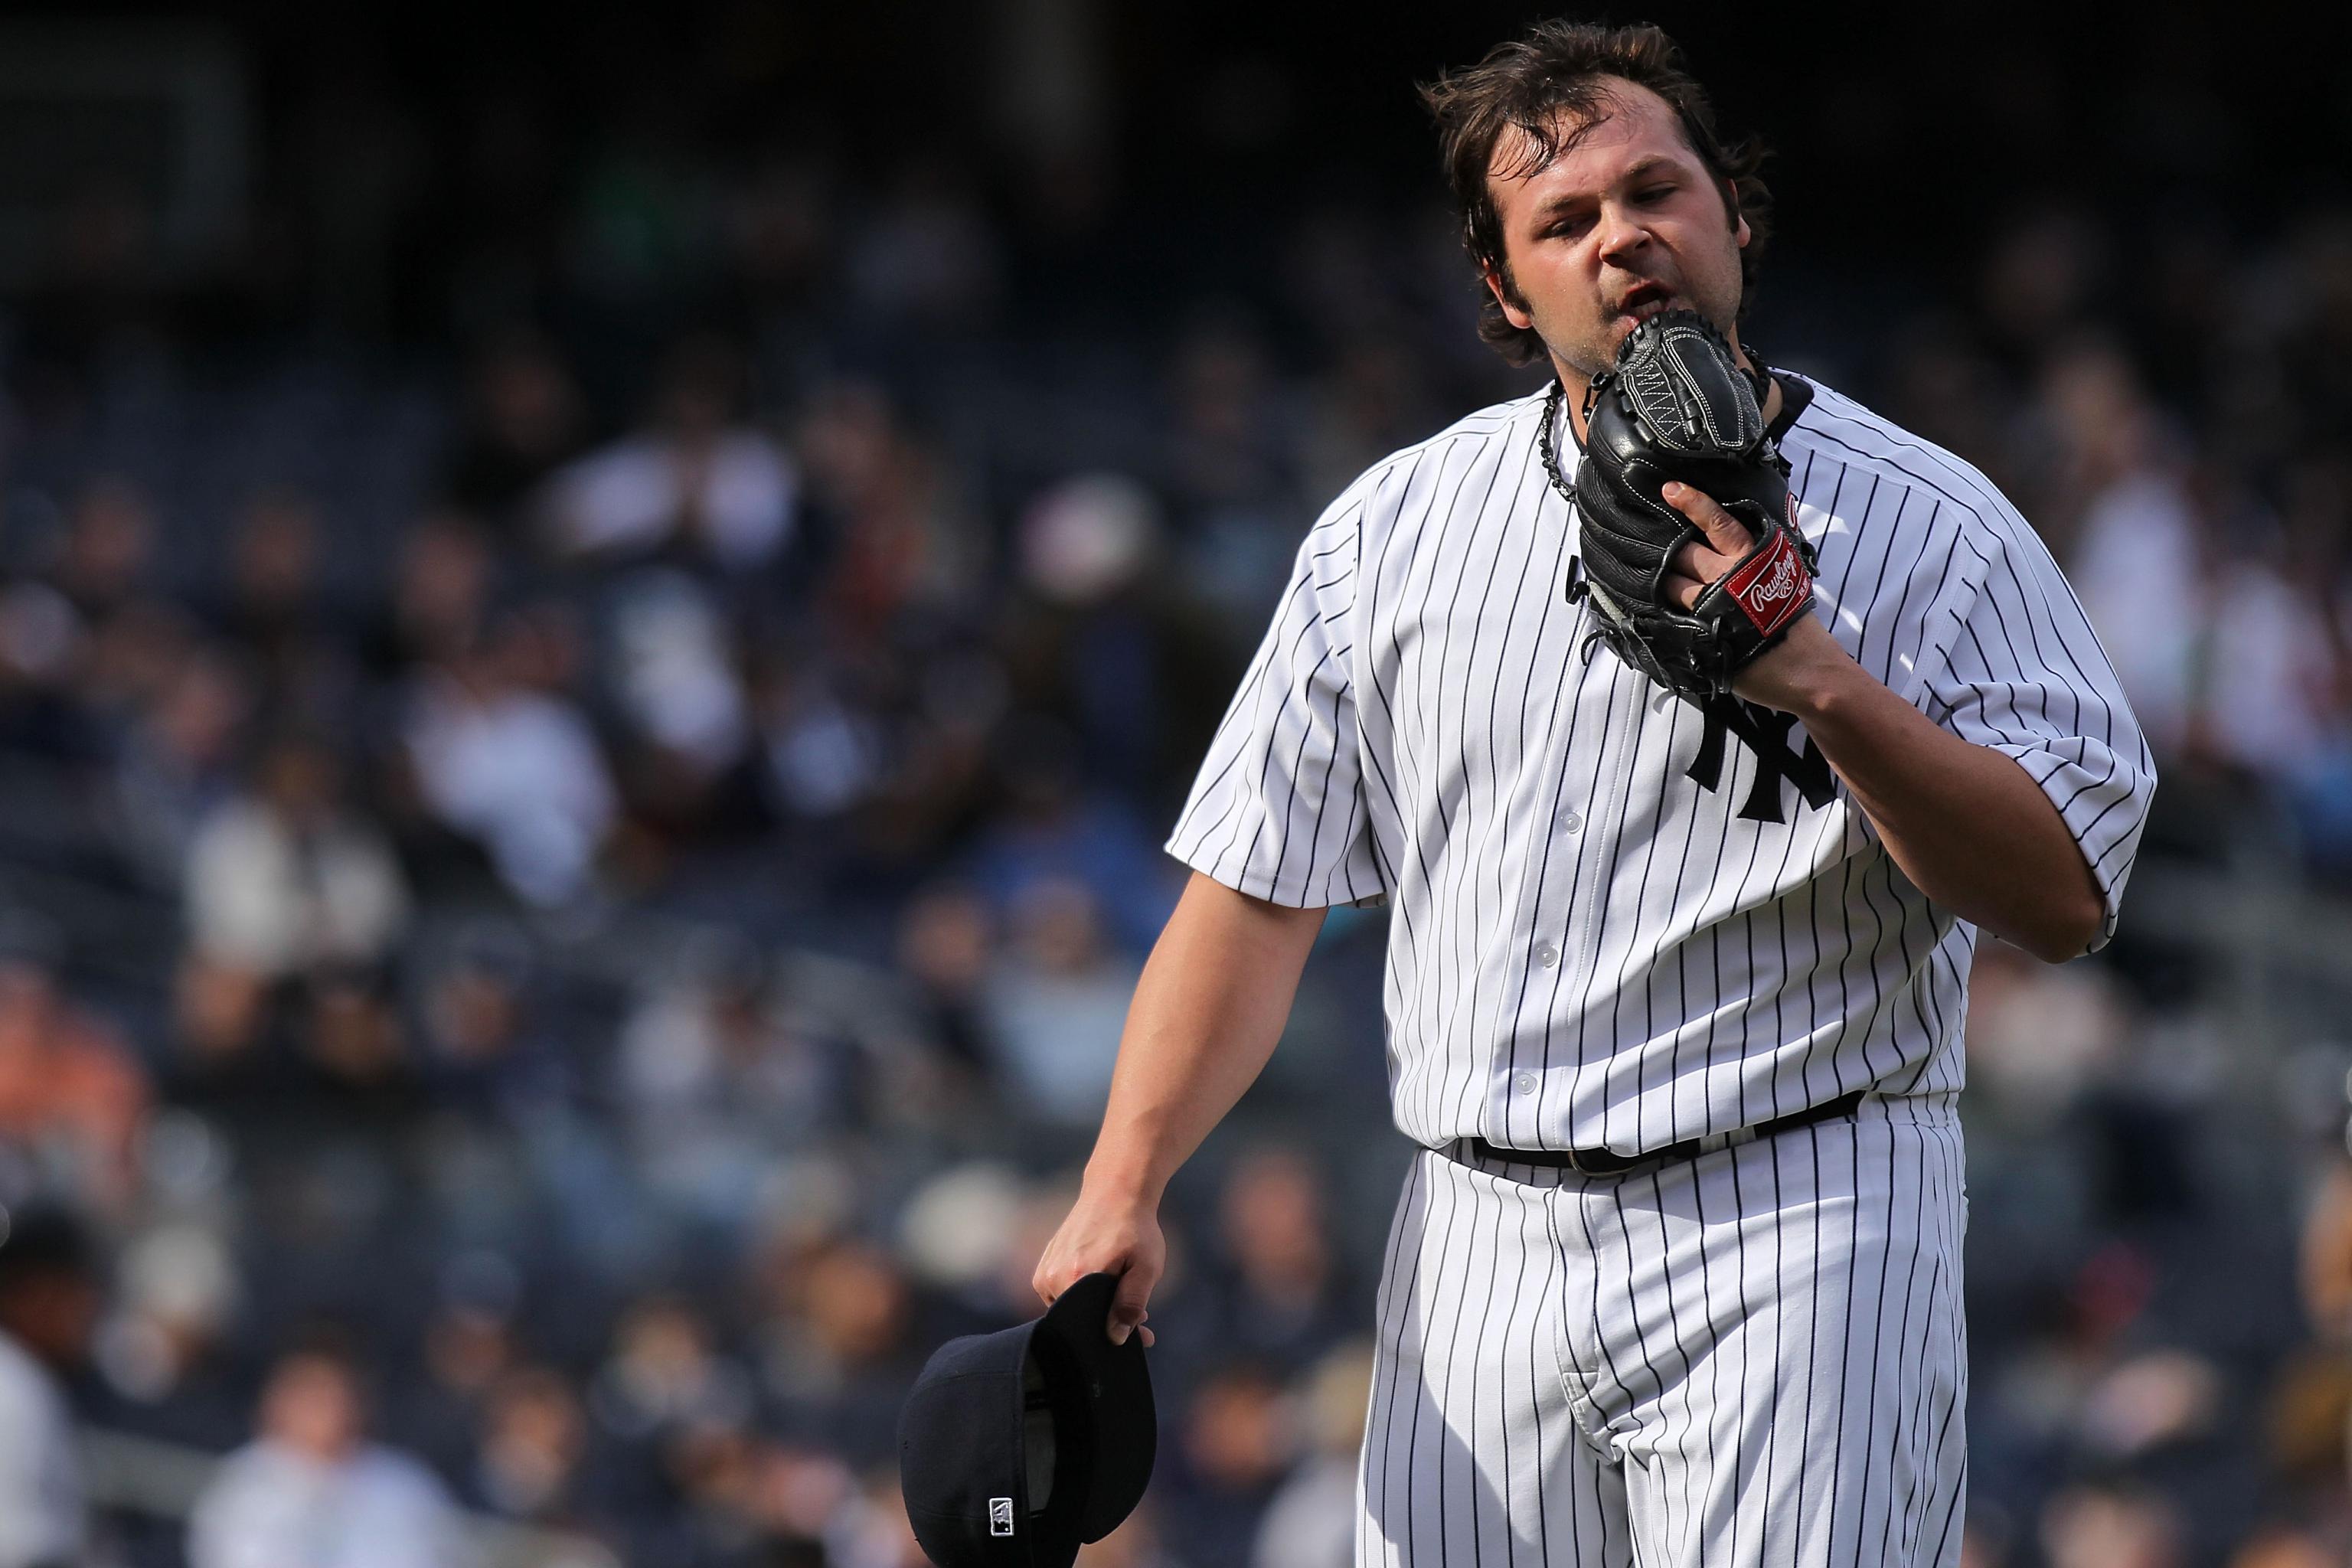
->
[1543,374,1836,825]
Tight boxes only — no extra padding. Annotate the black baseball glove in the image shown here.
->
[1567,309,1817,704]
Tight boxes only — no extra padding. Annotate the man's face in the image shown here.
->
[1482,80,1750,383]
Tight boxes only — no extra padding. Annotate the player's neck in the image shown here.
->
[1557,339,1781,447]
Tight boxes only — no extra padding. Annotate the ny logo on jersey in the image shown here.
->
[1687,695,1835,822]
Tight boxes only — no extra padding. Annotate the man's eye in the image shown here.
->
[1637,185,1674,202]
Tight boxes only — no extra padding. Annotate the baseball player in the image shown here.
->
[1033,18,2154,1566]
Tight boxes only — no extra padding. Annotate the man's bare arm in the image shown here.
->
[1756,628,2105,961]
[1031,870,1329,1342]
[1661,482,2105,962]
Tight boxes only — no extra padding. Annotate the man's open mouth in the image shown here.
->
[1618,283,1674,322]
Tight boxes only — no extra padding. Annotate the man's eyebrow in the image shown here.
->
[1530,155,1692,217]
[1617,155,1688,186]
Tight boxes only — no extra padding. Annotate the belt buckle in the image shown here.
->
[1564,1144,1636,1177]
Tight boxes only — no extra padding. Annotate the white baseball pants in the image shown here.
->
[1355,1093,1967,1566]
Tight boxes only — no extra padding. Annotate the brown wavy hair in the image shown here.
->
[1419,20,1772,367]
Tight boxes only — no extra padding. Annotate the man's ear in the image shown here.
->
[1483,266,1535,332]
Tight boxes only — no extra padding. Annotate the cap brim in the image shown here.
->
[1036,1271,1156,1542]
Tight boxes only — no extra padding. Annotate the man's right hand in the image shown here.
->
[1032,1187,1165,1348]
[1026,872,1330,1351]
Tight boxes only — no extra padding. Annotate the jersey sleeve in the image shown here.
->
[1922,515,2158,955]
[1164,487,1388,909]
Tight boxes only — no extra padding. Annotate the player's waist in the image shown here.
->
[1441,1088,1869,1180]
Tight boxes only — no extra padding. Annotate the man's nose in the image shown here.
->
[1594,202,1650,261]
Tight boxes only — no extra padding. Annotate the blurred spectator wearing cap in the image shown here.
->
[187,1339,474,1568]
[999,472,1233,805]
[0,1204,97,1568]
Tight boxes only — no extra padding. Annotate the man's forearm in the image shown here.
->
[1769,628,2105,962]
[1083,871,1328,1204]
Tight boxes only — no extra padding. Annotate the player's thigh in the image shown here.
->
[1355,1148,1634,1568]
[1609,1097,1968,1568]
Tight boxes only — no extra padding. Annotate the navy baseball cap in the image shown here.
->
[898,1272,1156,1567]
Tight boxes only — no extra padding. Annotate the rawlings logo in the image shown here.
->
[1749,549,1802,608]
[1724,529,1810,635]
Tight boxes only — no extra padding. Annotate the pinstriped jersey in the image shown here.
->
[1164,373,2156,1156]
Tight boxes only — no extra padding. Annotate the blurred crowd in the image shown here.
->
[0,16,2344,1568]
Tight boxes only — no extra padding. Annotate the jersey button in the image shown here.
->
[1651,688,1672,712]
[1514,1073,1537,1096]
[1536,944,1559,968]
[1556,808,1582,835]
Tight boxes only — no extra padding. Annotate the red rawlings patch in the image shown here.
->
[1721,527,1812,638]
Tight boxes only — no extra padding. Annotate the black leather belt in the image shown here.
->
[1462,1089,1868,1177]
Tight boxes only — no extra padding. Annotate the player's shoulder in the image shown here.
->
[1323,385,1552,539]
[1781,375,2037,554]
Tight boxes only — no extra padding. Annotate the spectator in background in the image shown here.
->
[404,609,617,908]
[2228,1527,2341,1568]
[616,939,852,1233]
[756,1242,916,1468]
[2040,1482,2185,1568]
[2055,343,2207,757]
[92,1222,244,1449]
[1253,1342,1374,1568]
[362,511,496,679]
[0,1205,97,1568]
[542,333,796,573]
[439,332,589,538]
[469,1366,590,1526]
[113,648,252,890]
[597,564,759,837]
[1000,472,1234,803]
[963,717,1180,957]
[211,488,343,719]
[413,923,569,1122]
[188,1340,474,1568]
[183,731,410,982]
[976,876,1142,1134]
[795,381,985,647]
[1200,1148,1351,1370]
[1162,312,1297,593]
[54,476,156,626]
[1164,1361,1292,1568]
[0,944,147,1217]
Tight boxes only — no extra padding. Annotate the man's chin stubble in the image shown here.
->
[1543,332,1616,386]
